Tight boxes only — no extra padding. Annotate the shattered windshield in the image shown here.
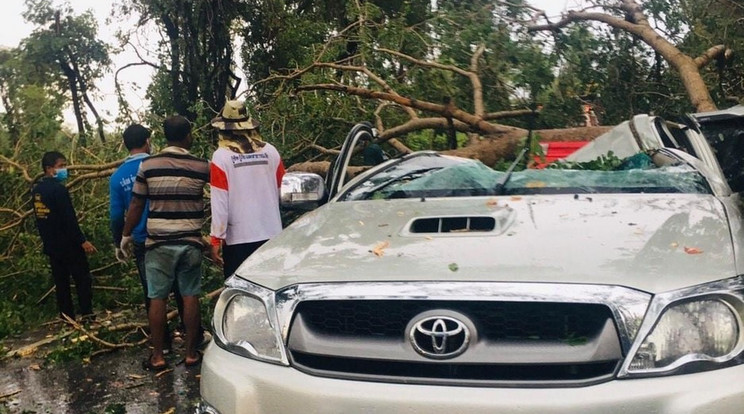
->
[339,152,712,201]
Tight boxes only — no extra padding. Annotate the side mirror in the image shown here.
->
[280,172,326,210]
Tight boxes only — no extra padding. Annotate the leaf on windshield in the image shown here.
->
[684,246,704,254]
[372,241,390,257]
[525,181,546,188]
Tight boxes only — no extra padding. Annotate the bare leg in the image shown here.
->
[148,298,168,367]
[183,295,201,363]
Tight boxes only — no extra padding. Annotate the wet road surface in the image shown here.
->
[0,340,202,413]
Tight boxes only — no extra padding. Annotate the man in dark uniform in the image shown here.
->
[32,151,97,321]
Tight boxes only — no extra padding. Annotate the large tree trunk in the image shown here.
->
[287,126,612,176]
[60,62,86,141]
[161,14,189,117]
[65,48,105,143]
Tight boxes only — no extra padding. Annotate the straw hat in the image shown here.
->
[211,100,259,131]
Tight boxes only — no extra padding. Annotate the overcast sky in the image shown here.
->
[0,0,583,129]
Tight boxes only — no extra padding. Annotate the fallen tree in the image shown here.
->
[3,287,225,360]
[287,125,612,175]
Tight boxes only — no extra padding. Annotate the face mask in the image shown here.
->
[54,168,69,182]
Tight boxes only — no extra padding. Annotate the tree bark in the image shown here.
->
[66,48,105,143]
[60,61,86,140]
[287,126,611,176]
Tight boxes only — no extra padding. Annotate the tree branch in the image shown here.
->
[295,84,520,136]
[0,208,24,220]
[67,169,117,191]
[308,144,340,155]
[68,160,124,171]
[62,314,148,350]
[0,210,33,232]
[694,45,730,68]
[0,155,33,183]
[528,10,644,36]
[469,44,486,116]
[307,61,419,120]
[374,103,412,154]
[483,109,536,121]
[527,1,718,112]
[377,46,487,117]
[619,0,649,26]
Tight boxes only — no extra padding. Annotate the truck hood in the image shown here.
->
[236,194,735,294]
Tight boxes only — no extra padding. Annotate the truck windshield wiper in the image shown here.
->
[493,148,528,196]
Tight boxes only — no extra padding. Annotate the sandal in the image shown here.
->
[183,351,203,368]
[142,355,169,372]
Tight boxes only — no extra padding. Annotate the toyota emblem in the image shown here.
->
[409,315,470,359]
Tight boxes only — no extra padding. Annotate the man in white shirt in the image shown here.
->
[209,100,286,278]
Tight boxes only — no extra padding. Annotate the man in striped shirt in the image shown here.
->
[121,115,210,371]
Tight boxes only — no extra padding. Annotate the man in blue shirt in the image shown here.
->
[110,124,152,299]
[110,124,150,266]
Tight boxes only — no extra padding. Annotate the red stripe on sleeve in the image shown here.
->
[276,160,286,187]
[210,163,229,191]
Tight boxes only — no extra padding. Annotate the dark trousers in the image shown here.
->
[134,241,184,319]
[223,240,268,279]
[48,247,92,320]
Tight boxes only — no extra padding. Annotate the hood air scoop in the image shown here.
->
[406,211,516,236]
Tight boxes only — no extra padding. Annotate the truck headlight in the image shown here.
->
[213,278,288,365]
[620,277,744,377]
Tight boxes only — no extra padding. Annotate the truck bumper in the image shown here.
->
[198,343,744,414]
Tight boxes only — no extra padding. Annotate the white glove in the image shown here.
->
[114,247,128,263]
[120,236,134,259]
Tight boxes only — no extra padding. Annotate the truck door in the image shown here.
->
[688,109,744,193]
[326,122,376,200]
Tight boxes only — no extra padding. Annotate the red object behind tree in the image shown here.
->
[533,141,590,168]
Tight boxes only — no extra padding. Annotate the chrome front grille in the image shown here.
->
[296,300,612,341]
[275,282,651,387]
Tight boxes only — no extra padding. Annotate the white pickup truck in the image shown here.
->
[197,106,744,414]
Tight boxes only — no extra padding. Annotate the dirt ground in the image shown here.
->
[0,324,202,414]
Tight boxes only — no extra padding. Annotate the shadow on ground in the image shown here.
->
[0,326,202,414]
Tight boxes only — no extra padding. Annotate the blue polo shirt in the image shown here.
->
[110,153,149,244]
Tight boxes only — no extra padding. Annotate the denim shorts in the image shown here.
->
[145,244,202,299]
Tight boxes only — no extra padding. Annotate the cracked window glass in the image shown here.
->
[340,152,711,201]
